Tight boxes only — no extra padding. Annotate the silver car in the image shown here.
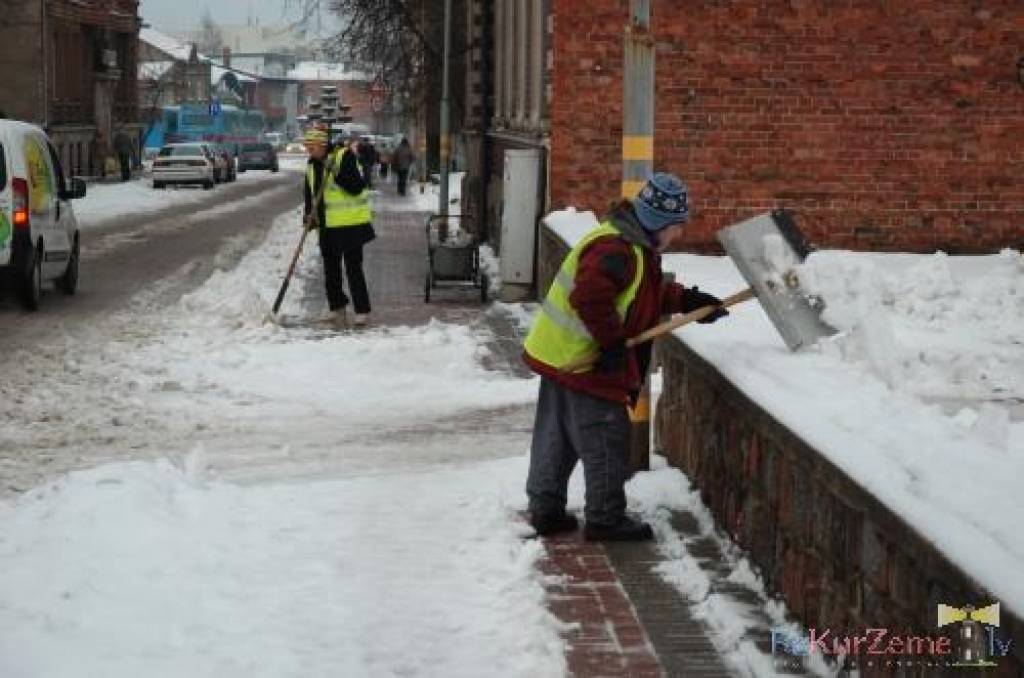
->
[152,143,216,190]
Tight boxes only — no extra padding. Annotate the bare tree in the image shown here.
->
[197,9,224,56]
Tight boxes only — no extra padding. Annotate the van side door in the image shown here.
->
[45,140,73,266]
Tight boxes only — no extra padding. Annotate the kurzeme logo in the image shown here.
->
[937,603,1009,667]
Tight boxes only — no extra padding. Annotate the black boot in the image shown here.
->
[583,516,654,542]
[530,511,579,537]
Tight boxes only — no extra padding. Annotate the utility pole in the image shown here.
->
[438,0,453,216]
[623,0,654,473]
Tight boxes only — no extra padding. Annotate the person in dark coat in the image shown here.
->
[522,172,729,541]
[113,127,133,182]
[303,129,376,327]
[356,137,377,190]
[392,138,415,197]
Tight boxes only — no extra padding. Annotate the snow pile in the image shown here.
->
[0,457,564,677]
[798,248,1024,400]
[651,248,1024,618]
[74,172,285,230]
[543,207,600,247]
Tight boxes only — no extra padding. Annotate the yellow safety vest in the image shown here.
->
[307,149,372,228]
[524,221,644,372]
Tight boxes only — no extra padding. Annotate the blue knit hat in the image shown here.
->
[632,172,689,232]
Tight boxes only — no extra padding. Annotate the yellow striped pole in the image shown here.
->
[623,0,654,473]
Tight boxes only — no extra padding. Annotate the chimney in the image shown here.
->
[222,46,231,68]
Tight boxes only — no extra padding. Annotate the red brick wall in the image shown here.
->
[550,1,1024,252]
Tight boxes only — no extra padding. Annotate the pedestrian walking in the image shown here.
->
[356,137,377,190]
[392,138,414,197]
[303,128,376,328]
[523,172,729,541]
[113,127,133,182]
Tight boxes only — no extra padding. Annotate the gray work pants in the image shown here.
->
[526,376,630,526]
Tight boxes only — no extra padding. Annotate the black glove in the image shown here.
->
[595,341,627,373]
[680,286,729,324]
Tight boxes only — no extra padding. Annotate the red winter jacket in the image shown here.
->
[524,204,703,404]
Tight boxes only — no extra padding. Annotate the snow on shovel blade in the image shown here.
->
[716,210,836,351]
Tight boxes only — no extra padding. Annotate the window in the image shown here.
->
[46,141,67,197]
[158,145,204,157]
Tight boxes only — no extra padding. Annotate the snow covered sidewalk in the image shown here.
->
[0,205,568,676]
[0,457,563,677]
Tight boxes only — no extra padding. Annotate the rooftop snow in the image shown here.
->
[286,61,370,81]
[140,27,205,63]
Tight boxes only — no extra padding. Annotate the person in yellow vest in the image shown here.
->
[523,173,729,540]
[303,128,375,328]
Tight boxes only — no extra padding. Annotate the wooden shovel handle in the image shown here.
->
[559,287,755,373]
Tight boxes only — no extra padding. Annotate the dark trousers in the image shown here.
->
[526,376,630,526]
[118,153,130,182]
[318,229,371,314]
[396,169,409,196]
[361,164,373,189]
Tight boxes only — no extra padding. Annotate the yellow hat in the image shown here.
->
[304,128,328,145]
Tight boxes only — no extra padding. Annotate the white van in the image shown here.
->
[0,120,85,310]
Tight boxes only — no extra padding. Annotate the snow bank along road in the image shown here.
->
[0,170,297,351]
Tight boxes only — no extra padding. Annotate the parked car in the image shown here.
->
[237,143,279,173]
[0,119,86,310]
[152,143,217,189]
[207,143,236,183]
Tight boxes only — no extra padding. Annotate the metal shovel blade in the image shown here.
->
[716,210,836,351]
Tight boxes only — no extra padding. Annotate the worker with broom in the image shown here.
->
[523,172,729,541]
[303,127,376,328]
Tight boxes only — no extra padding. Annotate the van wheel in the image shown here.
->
[17,243,42,311]
[58,236,79,295]
[153,181,165,189]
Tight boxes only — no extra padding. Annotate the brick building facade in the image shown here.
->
[547,1,1024,253]
[0,0,141,176]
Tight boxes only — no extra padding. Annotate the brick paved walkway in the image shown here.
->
[540,530,736,678]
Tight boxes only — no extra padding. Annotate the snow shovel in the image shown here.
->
[559,288,756,373]
[269,154,337,318]
[716,209,836,351]
[557,210,833,372]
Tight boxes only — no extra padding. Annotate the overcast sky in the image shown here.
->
[139,0,336,33]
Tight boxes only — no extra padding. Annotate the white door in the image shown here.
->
[45,139,74,269]
[499,149,541,287]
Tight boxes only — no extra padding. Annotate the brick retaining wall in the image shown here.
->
[655,337,1023,675]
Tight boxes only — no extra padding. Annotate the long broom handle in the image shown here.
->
[270,154,338,315]
[559,287,755,373]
